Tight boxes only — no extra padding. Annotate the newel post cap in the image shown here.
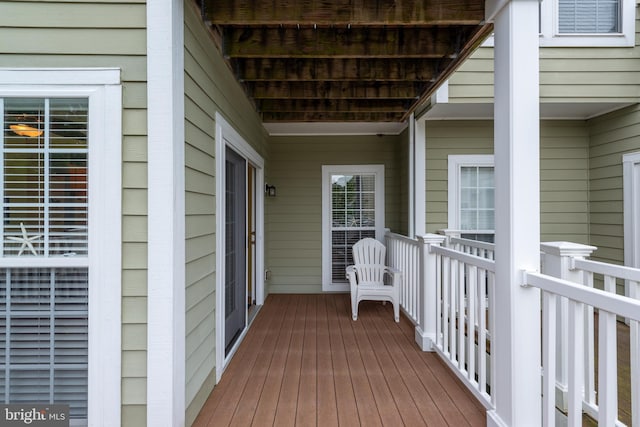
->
[540,241,597,257]
[418,233,446,245]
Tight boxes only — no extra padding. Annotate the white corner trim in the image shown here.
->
[447,154,494,229]
[623,151,640,272]
[146,0,186,426]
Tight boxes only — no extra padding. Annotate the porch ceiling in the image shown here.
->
[200,0,492,123]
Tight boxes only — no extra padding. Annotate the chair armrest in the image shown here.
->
[384,266,401,286]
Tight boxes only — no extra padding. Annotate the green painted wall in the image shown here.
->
[183,2,269,425]
[266,134,403,294]
[424,120,591,244]
[447,9,640,104]
[0,0,148,424]
[588,104,640,265]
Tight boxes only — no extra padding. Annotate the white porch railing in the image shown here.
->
[385,232,640,426]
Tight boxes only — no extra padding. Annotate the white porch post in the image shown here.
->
[487,0,542,425]
[540,242,597,411]
[414,117,427,237]
[408,113,427,238]
[415,233,446,350]
[147,0,186,426]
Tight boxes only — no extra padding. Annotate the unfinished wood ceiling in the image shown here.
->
[201,0,492,123]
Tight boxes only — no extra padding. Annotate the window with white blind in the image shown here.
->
[558,0,620,33]
[0,69,122,426]
[448,155,495,243]
[322,165,385,292]
[1,97,89,420]
[540,0,633,46]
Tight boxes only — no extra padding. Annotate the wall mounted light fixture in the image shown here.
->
[265,184,276,197]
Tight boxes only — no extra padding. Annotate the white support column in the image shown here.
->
[147,0,186,426]
[540,242,597,411]
[487,0,542,425]
[408,114,415,237]
[414,117,426,236]
[415,233,446,350]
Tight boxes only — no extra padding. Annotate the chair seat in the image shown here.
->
[346,238,401,322]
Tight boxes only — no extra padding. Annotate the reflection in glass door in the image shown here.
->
[224,147,246,354]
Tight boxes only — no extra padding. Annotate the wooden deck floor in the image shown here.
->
[193,293,487,427]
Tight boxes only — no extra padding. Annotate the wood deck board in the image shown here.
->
[194,293,487,427]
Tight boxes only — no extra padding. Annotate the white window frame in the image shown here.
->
[540,0,634,46]
[448,154,495,235]
[0,68,122,425]
[481,0,634,48]
[321,164,385,292]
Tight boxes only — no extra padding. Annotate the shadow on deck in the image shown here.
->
[193,293,487,426]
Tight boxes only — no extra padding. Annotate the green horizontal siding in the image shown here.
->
[183,2,268,425]
[425,120,590,244]
[266,135,403,294]
[588,104,640,273]
[0,1,148,424]
[447,10,640,104]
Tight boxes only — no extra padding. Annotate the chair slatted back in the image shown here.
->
[352,238,386,286]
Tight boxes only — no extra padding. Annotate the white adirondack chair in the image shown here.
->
[346,238,401,322]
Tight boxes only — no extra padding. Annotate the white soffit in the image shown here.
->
[424,102,633,120]
[263,121,408,136]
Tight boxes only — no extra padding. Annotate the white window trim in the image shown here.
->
[447,154,495,233]
[0,68,122,426]
[482,0,634,47]
[215,113,265,382]
[540,0,634,47]
[321,164,385,292]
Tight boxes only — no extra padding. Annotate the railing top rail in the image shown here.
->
[525,271,640,321]
[449,236,496,252]
[431,244,496,272]
[385,231,419,245]
[572,257,640,282]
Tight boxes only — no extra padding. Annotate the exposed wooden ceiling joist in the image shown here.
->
[223,26,475,58]
[235,58,447,82]
[205,0,485,26]
[246,81,425,99]
[200,0,491,124]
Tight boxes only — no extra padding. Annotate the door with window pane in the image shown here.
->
[322,165,384,291]
[224,147,246,354]
[0,98,89,422]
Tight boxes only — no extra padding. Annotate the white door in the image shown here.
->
[322,165,385,292]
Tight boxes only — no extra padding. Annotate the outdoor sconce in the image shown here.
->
[265,184,277,197]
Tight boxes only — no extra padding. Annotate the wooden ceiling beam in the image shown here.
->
[204,0,485,26]
[232,58,450,82]
[223,26,477,58]
[261,111,406,122]
[256,99,411,113]
[246,81,426,100]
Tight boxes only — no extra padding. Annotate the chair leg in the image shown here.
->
[351,293,358,321]
[393,301,400,323]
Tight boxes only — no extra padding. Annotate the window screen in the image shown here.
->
[0,98,89,421]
